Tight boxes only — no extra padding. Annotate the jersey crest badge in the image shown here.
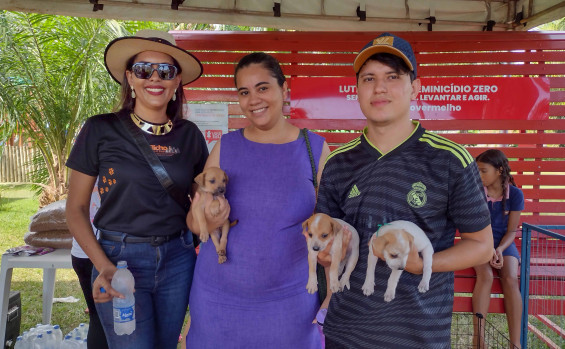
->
[348,184,361,199]
[407,182,427,208]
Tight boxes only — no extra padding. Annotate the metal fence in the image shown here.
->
[451,313,517,348]
[0,145,38,183]
[521,224,565,349]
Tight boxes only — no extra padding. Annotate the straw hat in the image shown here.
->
[104,30,203,86]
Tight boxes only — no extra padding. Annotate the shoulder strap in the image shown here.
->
[115,111,189,212]
[302,128,326,304]
[301,128,318,188]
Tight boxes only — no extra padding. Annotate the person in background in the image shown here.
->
[473,149,524,349]
[65,30,222,349]
[70,181,108,348]
[315,33,493,348]
[185,52,331,349]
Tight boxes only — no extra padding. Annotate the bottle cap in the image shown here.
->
[117,260,128,268]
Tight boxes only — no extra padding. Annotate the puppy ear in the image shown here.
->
[195,172,205,187]
[330,219,342,235]
[302,216,313,234]
[372,235,388,256]
[223,171,229,184]
[401,229,414,247]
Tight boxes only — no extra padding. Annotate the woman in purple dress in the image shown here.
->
[185,52,331,348]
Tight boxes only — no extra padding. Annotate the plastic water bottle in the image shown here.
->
[77,323,87,339]
[43,330,55,349]
[53,324,63,343]
[60,335,74,349]
[23,330,36,349]
[14,336,24,349]
[33,333,46,349]
[111,260,136,335]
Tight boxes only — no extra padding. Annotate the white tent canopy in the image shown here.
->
[0,0,564,31]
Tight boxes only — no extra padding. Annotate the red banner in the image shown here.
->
[290,77,549,120]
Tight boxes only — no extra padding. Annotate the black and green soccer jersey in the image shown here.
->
[316,122,490,349]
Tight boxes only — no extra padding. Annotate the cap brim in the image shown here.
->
[104,37,203,86]
[353,46,414,73]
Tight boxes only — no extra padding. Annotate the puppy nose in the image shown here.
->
[218,187,226,194]
[312,246,320,252]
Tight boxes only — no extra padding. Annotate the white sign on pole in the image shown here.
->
[184,104,229,153]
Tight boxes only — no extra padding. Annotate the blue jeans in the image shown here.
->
[93,229,196,349]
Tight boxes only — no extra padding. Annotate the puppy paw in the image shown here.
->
[218,255,227,264]
[418,280,429,293]
[330,279,341,293]
[339,277,351,291]
[306,279,318,294]
[384,288,396,302]
[362,281,375,296]
[199,232,210,243]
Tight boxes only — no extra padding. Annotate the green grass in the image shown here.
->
[0,184,189,347]
[0,184,88,336]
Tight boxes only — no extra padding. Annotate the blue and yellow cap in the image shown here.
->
[353,32,417,77]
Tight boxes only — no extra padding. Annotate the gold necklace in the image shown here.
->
[130,113,173,136]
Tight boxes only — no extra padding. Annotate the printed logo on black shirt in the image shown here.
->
[151,144,180,157]
[407,181,427,208]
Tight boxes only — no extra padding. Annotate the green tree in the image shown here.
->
[534,17,565,30]
[0,12,166,205]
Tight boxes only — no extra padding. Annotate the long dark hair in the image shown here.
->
[476,149,516,213]
[234,52,286,88]
[115,55,185,121]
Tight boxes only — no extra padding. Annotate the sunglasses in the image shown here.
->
[131,62,178,80]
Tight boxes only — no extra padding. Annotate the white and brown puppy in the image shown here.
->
[302,213,360,293]
[362,220,434,302]
[193,166,235,264]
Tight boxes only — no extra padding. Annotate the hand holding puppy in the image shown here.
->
[191,191,231,229]
[316,226,352,267]
[303,214,360,294]
[189,167,235,263]
[363,221,434,302]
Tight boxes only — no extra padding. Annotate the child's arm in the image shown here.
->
[495,210,522,254]
[495,186,524,260]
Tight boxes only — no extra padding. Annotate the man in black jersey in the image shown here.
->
[316,33,493,349]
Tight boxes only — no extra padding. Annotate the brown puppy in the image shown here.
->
[193,166,235,264]
[302,213,359,294]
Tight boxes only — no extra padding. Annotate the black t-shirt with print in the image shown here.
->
[66,112,208,237]
[316,122,491,349]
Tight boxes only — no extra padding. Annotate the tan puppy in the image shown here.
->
[302,213,359,294]
[362,220,434,302]
[193,167,235,264]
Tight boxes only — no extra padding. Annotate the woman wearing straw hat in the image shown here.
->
[66,30,228,349]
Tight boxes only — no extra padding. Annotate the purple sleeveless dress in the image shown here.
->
[187,129,324,349]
